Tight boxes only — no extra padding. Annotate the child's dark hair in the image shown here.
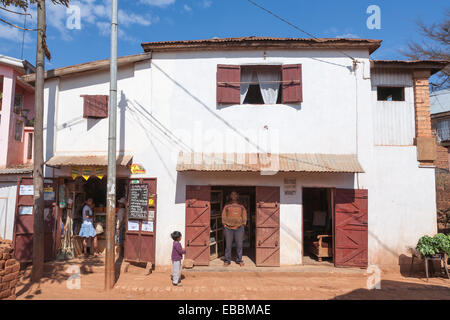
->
[171,231,182,241]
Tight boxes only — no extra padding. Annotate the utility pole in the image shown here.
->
[31,0,46,283]
[105,0,118,291]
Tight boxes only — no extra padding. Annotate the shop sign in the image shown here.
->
[19,206,33,215]
[128,183,149,220]
[141,221,153,232]
[130,163,146,175]
[19,185,34,196]
[148,210,155,221]
[44,186,55,201]
[284,178,296,196]
[127,220,139,231]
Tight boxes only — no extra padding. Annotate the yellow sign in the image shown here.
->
[71,166,80,180]
[148,198,154,206]
[130,163,146,174]
[82,167,92,180]
[43,187,53,193]
[95,167,105,179]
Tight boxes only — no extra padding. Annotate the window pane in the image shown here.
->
[377,87,405,101]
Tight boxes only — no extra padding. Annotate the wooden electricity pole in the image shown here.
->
[31,0,46,282]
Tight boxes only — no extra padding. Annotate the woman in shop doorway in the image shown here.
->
[222,191,247,267]
[79,198,99,257]
[115,197,127,257]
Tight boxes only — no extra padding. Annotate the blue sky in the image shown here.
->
[0,0,448,69]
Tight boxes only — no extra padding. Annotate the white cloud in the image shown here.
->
[0,23,33,43]
[335,33,359,39]
[139,0,175,7]
[201,0,212,8]
[183,4,192,12]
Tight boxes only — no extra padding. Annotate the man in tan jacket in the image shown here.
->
[222,191,247,266]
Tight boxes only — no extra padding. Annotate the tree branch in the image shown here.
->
[0,16,37,30]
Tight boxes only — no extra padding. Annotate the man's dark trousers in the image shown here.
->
[224,226,244,263]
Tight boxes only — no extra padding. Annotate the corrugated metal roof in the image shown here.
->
[0,166,33,175]
[142,36,382,54]
[176,152,364,173]
[430,88,450,115]
[46,155,133,167]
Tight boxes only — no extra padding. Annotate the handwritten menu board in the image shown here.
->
[128,183,148,220]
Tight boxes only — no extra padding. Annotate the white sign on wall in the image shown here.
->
[284,178,296,196]
[19,185,34,196]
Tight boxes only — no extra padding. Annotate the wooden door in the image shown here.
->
[255,186,280,267]
[124,178,157,264]
[185,185,210,266]
[334,188,368,268]
[13,177,58,262]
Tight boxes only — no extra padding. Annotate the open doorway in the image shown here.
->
[302,188,333,265]
[210,186,256,267]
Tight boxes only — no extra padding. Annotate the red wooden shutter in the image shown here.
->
[81,95,109,118]
[282,64,302,103]
[334,188,368,268]
[255,186,280,267]
[217,64,241,104]
[185,185,211,266]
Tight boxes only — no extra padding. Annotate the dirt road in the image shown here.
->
[14,259,450,300]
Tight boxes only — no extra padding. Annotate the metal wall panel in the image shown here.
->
[372,70,415,146]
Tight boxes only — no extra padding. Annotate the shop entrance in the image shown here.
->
[302,187,334,265]
[209,186,256,267]
[185,185,280,268]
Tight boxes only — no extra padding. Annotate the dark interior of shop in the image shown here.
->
[302,188,333,263]
[210,186,256,264]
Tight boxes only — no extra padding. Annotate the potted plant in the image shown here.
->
[416,233,450,258]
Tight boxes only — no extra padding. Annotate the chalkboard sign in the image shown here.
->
[128,183,148,220]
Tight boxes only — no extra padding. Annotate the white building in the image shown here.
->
[20,37,447,269]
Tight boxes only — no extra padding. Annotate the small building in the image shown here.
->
[0,55,35,241]
[20,37,448,270]
[430,88,450,233]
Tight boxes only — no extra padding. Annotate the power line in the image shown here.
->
[246,0,357,62]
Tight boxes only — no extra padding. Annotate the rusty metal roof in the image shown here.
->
[371,60,448,75]
[176,152,364,173]
[45,155,133,167]
[0,166,33,175]
[142,36,382,54]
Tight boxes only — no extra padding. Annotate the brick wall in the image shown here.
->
[435,144,449,170]
[413,70,436,165]
[436,168,450,233]
[0,238,20,300]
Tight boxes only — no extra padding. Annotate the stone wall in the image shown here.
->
[0,237,20,300]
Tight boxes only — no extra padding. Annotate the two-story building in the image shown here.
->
[20,37,447,270]
[0,55,35,241]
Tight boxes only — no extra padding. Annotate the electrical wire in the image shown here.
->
[246,0,357,62]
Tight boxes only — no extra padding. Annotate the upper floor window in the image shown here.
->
[377,86,405,101]
[217,64,302,105]
[15,120,23,141]
[436,119,450,143]
[81,95,109,119]
[14,94,24,114]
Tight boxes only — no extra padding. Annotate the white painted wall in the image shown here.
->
[41,48,437,267]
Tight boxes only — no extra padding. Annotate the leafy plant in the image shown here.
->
[433,233,450,255]
[416,235,439,257]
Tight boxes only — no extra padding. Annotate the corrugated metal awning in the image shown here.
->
[176,152,364,173]
[0,166,33,175]
[46,155,133,167]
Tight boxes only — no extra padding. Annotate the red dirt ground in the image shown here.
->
[14,257,450,300]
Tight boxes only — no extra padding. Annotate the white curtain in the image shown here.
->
[240,69,256,104]
[257,69,280,104]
